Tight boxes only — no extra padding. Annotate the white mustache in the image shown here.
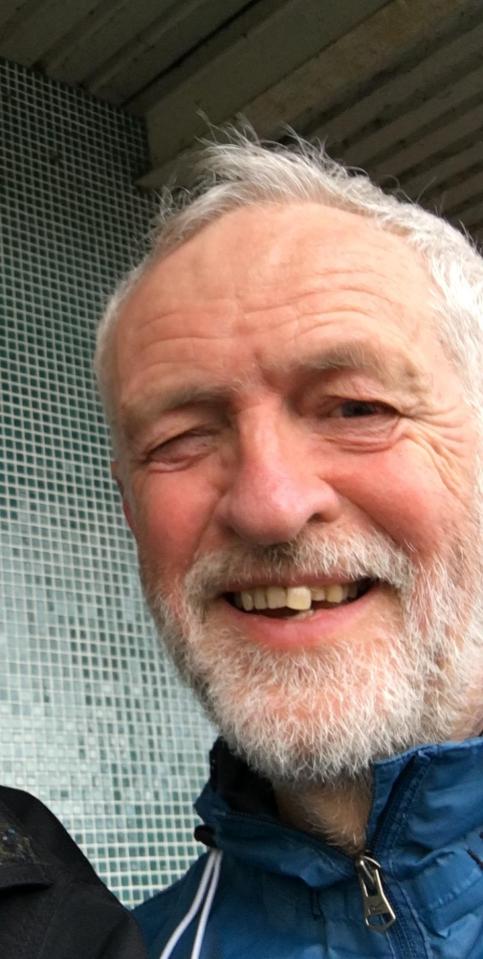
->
[183,530,415,606]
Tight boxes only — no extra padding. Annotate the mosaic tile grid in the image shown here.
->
[0,57,214,907]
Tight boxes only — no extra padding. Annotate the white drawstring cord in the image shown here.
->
[159,850,223,959]
[190,849,223,959]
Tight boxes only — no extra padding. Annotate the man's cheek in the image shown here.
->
[136,497,199,570]
[402,422,477,505]
[347,460,454,557]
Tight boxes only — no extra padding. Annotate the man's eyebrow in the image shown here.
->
[121,343,423,438]
[121,384,232,438]
[270,342,422,389]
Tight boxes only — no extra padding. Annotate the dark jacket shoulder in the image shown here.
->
[0,785,146,959]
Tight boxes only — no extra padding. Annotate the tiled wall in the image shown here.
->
[0,57,213,906]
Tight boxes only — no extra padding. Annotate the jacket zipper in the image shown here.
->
[355,853,396,933]
[352,756,431,942]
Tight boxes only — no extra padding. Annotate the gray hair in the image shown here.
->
[94,132,483,444]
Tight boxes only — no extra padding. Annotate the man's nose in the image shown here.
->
[216,424,343,546]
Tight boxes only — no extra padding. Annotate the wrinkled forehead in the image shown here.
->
[111,202,439,404]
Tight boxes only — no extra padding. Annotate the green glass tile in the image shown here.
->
[0,56,212,908]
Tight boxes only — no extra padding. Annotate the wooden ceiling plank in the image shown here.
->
[144,0,388,167]
[89,0,250,106]
[342,60,483,167]
[44,0,176,85]
[437,167,483,215]
[137,147,193,190]
[453,197,483,228]
[308,2,483,147]
[370,101,483,179]
[0,0,36,36]
[121,0,309,112]
[236,0,471,142]
[144,107,483,201]
[402,141,483,198]
[0,0,103,66]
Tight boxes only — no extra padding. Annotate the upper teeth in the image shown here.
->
[235,583,358,612]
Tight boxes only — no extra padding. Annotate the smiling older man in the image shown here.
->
[96,136,483,958]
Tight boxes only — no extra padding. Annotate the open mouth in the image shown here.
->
[224,578,375,619]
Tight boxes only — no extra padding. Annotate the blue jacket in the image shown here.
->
[135,737,483,957]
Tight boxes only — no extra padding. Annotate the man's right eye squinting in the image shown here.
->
[146,430,216,467]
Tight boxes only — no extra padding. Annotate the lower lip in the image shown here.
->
[214,584,385,651]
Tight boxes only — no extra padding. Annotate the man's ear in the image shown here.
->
[111,461,136,534]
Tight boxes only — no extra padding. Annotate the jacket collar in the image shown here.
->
[195,737,483,888]
[0,799,52,891]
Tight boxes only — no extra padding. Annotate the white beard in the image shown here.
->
[141,528,483,786]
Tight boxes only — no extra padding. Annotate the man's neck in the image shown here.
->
[276,776,372,856]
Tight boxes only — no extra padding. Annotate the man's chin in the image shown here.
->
[173,635,430,785]
[144,557,483,787]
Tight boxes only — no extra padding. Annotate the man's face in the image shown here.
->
[112,203,482,783]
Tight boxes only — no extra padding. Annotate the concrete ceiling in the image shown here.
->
[2,0,483,239]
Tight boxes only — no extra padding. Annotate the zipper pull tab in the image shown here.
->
[355,854,396,933]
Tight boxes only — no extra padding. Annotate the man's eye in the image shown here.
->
[333,400,388,418]
[147,430,215,464]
